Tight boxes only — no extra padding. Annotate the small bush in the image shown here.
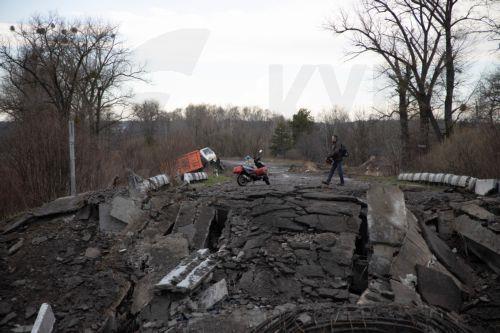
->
[412,124,500,178]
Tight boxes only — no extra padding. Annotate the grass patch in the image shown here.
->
[197,175,232,187]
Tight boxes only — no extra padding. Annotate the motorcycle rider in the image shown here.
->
[322,135,346,186]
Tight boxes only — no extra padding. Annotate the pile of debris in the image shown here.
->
[1,169,499,332]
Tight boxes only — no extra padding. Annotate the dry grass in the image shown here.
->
[412,124,500,178]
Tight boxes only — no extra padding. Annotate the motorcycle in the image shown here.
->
[233,150,270,186]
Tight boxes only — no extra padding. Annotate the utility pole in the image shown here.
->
[69,118,76,196]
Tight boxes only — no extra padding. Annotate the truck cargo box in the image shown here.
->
[176,150,203,175]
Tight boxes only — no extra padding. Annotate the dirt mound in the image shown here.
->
[288,161,320,173]
[357,155,395,176]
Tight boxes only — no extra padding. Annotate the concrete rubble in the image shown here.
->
[183,172,209,184]
[31,303,55,333]
[1,166,499,332]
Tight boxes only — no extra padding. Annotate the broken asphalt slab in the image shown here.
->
[419,222,475,286]
[31,303,55,333]
[416,265,462,312]
[110,196,144,225]
[367,184,407,246]
[454,214,500,274]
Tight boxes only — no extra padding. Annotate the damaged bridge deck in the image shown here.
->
[1,169,499,332]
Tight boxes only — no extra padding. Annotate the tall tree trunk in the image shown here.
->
[444,23,454,137]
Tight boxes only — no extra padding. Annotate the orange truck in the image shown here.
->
[175,147,217,175]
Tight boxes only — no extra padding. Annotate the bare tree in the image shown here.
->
[0,14,142,131]
[330,0,447,149]
[132,99,164,144]
[416,0,482,137]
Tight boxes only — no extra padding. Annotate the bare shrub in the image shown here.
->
[412,124,500,178]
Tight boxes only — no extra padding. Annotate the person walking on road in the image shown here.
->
[322,135,347,186]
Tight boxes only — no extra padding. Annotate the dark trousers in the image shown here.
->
[326,160,344,184]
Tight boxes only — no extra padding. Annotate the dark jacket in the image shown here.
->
[328,142,347,162]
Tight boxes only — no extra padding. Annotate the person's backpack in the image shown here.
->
[339,144,349,158]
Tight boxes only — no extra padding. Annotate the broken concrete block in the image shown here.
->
[184,172,208,184]
[32,194,87,218]
[175,257,216,292]
[8,238,24,255]
[457,176,469,188]
[155,249,210,290]
[475,179,498,196]
[460,203,495,222]
[435,173,445,183]
[367,184,407,246]
[31,303,55,333]
[192,206,216,249]
[98,203,125,234]
[416,265,462,312]
[146,174,170,191]
[391,279,421,305]
[455,215,500,274]
[2,214,33,234]
[110,196,143,225]
[437,210,455,240]
[420,223,474,286]
[467,178,477,192]
[173,202,197,229]
[84,247,101,259]
[199,279,228,309]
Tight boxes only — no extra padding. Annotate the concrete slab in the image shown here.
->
[184,172,208,183]
[175,257,216,292]
[367,184,407,246]
[192,206,216,249]
[450,175,460,186]
[2,213,33,234]
[99,203,126,234]
[199,279,228,310]
[428,174,436,183]
[173,202,197,229]
[420,223,474,286]
[443,174,452,184]
[467,178,477,192]
[155,249,211,291]
[475,179,498,196]
[421,173,429,182]
[435,174,445,183]
[457,176,469,188]
[460,203,495,222]
[110,196,143,225]
[31,303,55,333]
[437,210,455,240]
[416,265,462,312]
[413,173,421,181]
[455,215,500,274]
[32,194,87,217]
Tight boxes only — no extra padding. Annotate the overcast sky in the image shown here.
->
[0,0,498,118]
